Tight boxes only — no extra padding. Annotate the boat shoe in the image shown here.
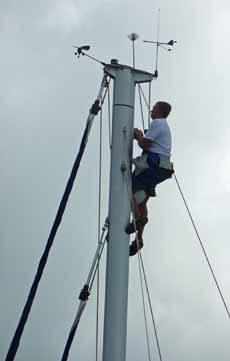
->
[129,238,144,256]
[125,216,148,235]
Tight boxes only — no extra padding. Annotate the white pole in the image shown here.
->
[103,61,153,361]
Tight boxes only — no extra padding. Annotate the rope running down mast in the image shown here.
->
[61,219,108,361]
[5,74,109,361]
[136,81,230,322]
[174,174,230,320]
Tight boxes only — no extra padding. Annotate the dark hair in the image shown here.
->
[157,101,172,118]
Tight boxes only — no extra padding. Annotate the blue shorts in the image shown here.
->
[132,152,172,196]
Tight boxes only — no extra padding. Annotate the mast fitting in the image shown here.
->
[121,162,127,173]
[90,100,101,115]
[79,284,90,301]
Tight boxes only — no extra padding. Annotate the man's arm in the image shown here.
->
[134,128,152,151]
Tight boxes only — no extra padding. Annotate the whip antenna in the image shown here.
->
[143,9,177,78]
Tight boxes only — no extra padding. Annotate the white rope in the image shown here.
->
[137,250,152,361]
[148,82,151,127]
[139,254,163,361]
[123,175,152,360]
[138,85,146,132]
[124,173,163,361]
[139,85,150,111]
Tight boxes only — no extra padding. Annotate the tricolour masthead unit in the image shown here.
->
[103,59,153,361]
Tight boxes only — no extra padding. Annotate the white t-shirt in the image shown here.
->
[144,118,172,156]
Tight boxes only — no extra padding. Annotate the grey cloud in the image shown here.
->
[1,0,230,360]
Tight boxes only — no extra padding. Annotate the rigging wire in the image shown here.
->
[5,75,108,361]
[96,256,100,360]
[107,83,112,149]
[174,173,230,320]
[139,254,163,361]
[122,154,152,361]
[61,86,111,361]
[124,174,163,361]
[61,224,108,361]
[122,85,163,360]
[155,9,161,76]
[138,85,146,132]
[131,201,163,361]
[89,235,107,291]
[96,100,103,361]
[148,82,152,127]
[137,252,152,361]
[139,85,150,111]
[126,113,162,361]
[101,77,111,105]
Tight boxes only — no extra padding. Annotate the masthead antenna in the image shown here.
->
[155,8,161,78]
[128,33,139,68]
[143,9,177,78]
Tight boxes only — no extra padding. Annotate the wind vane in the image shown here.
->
[143,9,177,78]
[72,45,106,66]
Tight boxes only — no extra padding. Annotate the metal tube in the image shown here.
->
[102,62,153,361]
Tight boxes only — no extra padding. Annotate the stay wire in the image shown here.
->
[89,233,107,291]
[96,100,103,361]
[101,77,111,105]
[96,250,100,361]
[124,172,163,361]
[139,85,150,111]
[129,175,163,361]
[148,82,151,127]
[138,85,146,132]
[123,175,153,361]
[5,74,108,361]
[155,9,161,74]
[63,94,107,361]
[174,173,230,320]
[61,226,108,361]
[137,252,152,361]
[107,82,112,149]
[139,254,163,361]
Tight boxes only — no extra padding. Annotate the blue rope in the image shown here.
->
[5,79,106,360]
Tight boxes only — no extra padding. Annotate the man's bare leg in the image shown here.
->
[129,195,150,256]
[138,196,149,218]
[136,196,149,239]
[126,193,149,237]
[132,195,142,219]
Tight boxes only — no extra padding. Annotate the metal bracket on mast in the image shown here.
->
[104,59,153,84]
[78,285,90,301]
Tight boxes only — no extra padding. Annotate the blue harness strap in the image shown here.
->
[146,152,160,167]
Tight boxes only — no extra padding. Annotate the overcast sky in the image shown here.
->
[1,0,230,360]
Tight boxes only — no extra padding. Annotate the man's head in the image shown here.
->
[151,101,171,119]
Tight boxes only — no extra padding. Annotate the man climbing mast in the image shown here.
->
[126,101,174,256]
